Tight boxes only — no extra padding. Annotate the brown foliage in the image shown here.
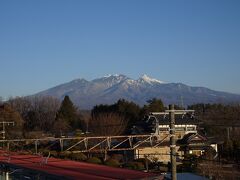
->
[89,112,128,136]
[0,104,24,138]
[8,96,60,132]
[52,118,71,137]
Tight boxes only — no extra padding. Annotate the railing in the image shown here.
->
[0,134,169,153]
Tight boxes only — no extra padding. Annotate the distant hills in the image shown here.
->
[35,74,240,109]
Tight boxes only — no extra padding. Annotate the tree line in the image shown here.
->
[0,96,167,138]
[1,96,240,145]
[188,103,240,163]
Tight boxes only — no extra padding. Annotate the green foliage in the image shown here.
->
[75,129,83,137]
[202,147,217,160]
[59,151,72,159]
[91,99,141,134]
[142,98,165,115]
[49,150,58,157]
[57,96,79,126]
[86,157,102,164]
[189,103,240,127]
[41,150,51,157]
[104,158,120,167]
[181,154,198,172]
[221,139,240,161]
[125,161,145,170]
[92,99,141,120]
[111,154,124,162]
[55,96,81,134]
[70,152,87,161]
[189,103,240,162]
[116,99,141,124]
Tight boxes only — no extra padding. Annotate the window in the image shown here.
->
[187,127,195,131]
[175,127,185,131]
[159,128,169,131]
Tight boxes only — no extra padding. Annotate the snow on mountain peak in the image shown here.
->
[92,74,128,88]
[98,74,165,85]
[103,74,121,78]
[139,74,165,84]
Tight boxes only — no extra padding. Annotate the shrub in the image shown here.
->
[125,161,145,170]
[111,154,124,162]
[135,162,145,170]
[59,151,72,159]
[70,153,87,161]
[104,159,120,167]
[49,150,58,157]
[125,162,136,170]
[135,158,151,168]
[75,129,83,137]
[86,157,102,164]
[41,149,51,157]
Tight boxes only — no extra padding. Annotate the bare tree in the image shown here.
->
[8,96,60,132]
[89,112,128,136]
[0,96,3,105]
[52,118,71,137]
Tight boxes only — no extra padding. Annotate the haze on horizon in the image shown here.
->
[1,0,240,99]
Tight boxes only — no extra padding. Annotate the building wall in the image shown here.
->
[157,124,197,140]
[135,146,183,163]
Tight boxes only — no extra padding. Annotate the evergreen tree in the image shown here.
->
[91,99,141,134]
[116,99,141,126]
[142,98,165,115]
[55,96,80,132]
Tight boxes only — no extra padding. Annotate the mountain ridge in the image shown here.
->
[35,74,240,109]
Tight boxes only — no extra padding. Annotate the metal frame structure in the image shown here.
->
[0,134,169,154]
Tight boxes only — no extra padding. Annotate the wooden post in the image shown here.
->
[169,104,177,180]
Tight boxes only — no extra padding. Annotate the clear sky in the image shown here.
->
[0,0,240,99]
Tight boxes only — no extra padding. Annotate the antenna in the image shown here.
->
[0,121,15,139]
[180,96,184,109]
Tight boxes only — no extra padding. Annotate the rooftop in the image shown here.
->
[0,150,162,180]
[148,113,200,125]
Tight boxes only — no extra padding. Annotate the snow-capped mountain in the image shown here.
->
[137,74,165,84]
[35,74,240,109]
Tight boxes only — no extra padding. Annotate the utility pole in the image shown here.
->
[169,104,176,180]
[151,105,195,180]
[0,121,15,139]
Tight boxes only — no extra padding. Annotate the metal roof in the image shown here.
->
[148,113,200,125]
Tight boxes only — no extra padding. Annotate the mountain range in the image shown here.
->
[36,74,240,109]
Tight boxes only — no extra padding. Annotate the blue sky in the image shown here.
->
[0,0,240,99]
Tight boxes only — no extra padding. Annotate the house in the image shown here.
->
[133,112,218,163]
[148,112,199,140]
[177,133,217,156]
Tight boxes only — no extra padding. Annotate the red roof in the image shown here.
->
[0,151,162,180]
